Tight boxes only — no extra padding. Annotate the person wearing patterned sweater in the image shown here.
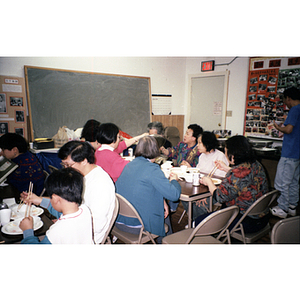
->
[196,135,269,233]
[160,124,203,167]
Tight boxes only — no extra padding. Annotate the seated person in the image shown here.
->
[80,119,101,150]
[19,168,94,244]
[57,141,115,244]
[185,131,229,177]
[181,131,229,220]
[115,136,181,241]
[160,124,203,167]
[196,135,269,234]
[95,122,148,182]
[147,121,172,149]
[0,133,44,196]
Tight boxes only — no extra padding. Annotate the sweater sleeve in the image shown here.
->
[21,229,52,244]
[150,165,181,201]
[40,198,62,219]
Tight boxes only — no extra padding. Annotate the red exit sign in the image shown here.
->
[201,60,215,72]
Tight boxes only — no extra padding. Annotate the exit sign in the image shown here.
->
[201,60,215,72]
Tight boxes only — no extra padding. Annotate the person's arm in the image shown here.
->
[215,160,232,173]
[40,198,62,219]
[124,133,149,148]
[200,176,217,195]
[19,216,52,244]
[273,122,294,134]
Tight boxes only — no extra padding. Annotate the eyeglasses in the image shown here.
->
[60,161,76,168]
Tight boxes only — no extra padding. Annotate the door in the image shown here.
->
[188,71,229,132]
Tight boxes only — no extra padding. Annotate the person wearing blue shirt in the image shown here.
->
[271,87,300,218]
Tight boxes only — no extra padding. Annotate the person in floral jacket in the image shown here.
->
[196,135,269,234]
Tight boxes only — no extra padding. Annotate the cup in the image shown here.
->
[0,208,12,226]
[193,173,200,186]
[180,165,187,173]
[184,173,193,183]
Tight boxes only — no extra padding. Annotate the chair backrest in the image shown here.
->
[247,189,280,216]
[186,206,239,244]
[48,165,58,173]
[100,195,119,244]
[164,126,180,147]
[229,189,279,235]
[112,193,157,244]
[115,193,146,228]
[39,170,50,197]
[271,216,300,244]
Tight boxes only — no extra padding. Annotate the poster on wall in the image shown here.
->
[0,76,28,139]
[244,57,300,139]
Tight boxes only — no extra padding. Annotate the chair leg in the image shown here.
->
[178,210,186,224]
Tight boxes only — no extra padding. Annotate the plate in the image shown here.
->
[1,217,43,235]
[212,178,222,185]
[10,204,44,220]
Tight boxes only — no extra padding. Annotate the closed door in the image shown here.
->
[189,71,229,132]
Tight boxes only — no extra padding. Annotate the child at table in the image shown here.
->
[19,168,94,244]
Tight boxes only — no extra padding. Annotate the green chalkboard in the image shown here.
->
[25,66,151,139]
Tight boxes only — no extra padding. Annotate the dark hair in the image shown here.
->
[225,135,256,165]
[0,133,28,153]
[200,131,219,152]
[283,87,300,100]
[58,141,95,164]
[45,167,83,205]
[135,136,160,159]
[147,121,164,135]
[80,119,101,142]
[188,124,203,139]
[96,123,119,144]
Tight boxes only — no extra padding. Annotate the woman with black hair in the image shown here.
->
[95,123,148,182]
[195,135,269,233]
[184,131,229,177]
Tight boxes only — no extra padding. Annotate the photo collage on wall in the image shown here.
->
[245,68,282,137]
[0,76,27,139]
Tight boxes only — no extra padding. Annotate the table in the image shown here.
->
[0,213,54,244]
[178,180,212,228]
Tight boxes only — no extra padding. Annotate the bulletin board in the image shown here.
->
[0,75,28,139]
[25,66,151,140]
[244,57,300,139]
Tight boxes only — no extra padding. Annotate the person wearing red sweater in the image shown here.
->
[95,123,148,182]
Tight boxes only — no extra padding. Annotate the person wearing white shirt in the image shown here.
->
[58,141,115,244]
[183,131,229,221]
[196,132,229,177]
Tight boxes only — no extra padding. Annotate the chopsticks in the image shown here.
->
[17,182,33,215]
[208,165,218,178]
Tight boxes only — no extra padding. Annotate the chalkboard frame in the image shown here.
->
[24,65,152,140]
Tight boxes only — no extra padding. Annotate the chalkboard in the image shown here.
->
[24,66,151,139]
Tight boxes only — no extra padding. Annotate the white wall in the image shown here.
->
[184,57,249,135]
[0,56,249,134]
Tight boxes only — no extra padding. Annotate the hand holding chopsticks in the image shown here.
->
[18,182,33,214]
[208,165,218,178]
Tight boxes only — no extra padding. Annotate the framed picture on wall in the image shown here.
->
[10,96,23,107]
[0,93,7,113]
[15,128,24,136]
[16,110,25,122]
[0,122,9,135]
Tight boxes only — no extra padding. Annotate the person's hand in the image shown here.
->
[19,216,34,231]
[200,176,213,186]
[169,172,178,181]
[214,160,231,172]
[195,198,207,207]
[180,160,191,167]
[20,192,42,206]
